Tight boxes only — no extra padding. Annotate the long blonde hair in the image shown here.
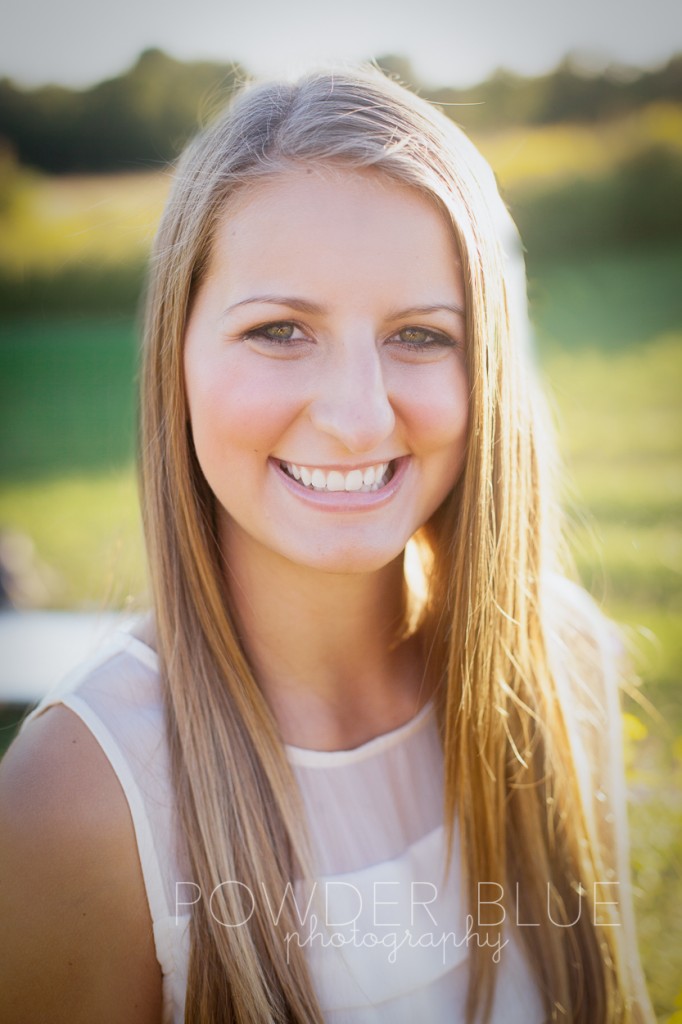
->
[140,66,641,1022]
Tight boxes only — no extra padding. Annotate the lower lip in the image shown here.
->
[271,457,410,511]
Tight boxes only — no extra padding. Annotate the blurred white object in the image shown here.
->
[0,611,121,703]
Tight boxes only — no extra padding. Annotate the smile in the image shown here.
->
[279,460,395,493]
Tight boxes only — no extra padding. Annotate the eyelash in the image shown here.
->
[243,321,457,351]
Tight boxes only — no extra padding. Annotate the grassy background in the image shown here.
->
[0,133,680,1016]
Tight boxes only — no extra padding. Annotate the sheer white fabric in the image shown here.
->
[23,629,546,1023]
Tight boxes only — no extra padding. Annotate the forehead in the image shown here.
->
[204,164,463,300]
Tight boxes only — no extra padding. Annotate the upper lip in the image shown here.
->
[275,457,403,471]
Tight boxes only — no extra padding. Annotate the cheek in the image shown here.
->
[184,353,305,473]
[395,364,469,450]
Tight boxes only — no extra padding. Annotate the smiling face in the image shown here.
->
[183,164,469,576]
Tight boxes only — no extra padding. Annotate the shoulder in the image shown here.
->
[21,624,164,747]
[544,575,624,815]
[545,573,620,663]
[0,702,163,1022]
[544,574,622,728]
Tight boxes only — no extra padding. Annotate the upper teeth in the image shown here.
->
[280,461,392,492]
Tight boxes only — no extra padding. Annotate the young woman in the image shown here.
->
[0,67,654,1023]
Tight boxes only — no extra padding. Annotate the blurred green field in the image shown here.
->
[536,247,682,1020]
[0,241,680,1018]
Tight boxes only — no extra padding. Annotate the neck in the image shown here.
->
[221,525,428,750]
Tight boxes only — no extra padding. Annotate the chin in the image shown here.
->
[290,542,405,577]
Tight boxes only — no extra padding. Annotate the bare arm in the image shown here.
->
[0,705,163,1023]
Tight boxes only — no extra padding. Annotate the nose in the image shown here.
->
[309,340,396,454]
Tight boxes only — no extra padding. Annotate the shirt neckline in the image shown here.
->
[284,697,436,768]
[120,627,436,769]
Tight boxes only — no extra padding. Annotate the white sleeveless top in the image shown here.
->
[22,626,547,1023]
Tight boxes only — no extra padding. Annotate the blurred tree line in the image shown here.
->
[1,48,681,315]
[379,52,682,129]
[1,47,681,173]
[512,144,682,257]
[0,49,245,173]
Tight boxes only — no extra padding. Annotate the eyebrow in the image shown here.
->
[221,295,324,318]
[386,302,465,320]
[221,295,465,319]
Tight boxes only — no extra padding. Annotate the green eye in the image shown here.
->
[245,321,302,345]
[400,328,430,345]
[262,323,295,341]
[395,327,455,350]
